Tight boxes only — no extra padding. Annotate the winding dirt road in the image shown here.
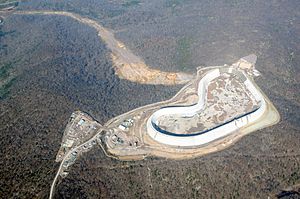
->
[14,10,193,85]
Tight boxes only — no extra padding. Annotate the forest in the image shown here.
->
[0,0,299,198]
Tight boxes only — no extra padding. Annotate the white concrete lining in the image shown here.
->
[146,67,266,147]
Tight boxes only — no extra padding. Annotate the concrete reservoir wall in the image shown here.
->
[146,67,266,147]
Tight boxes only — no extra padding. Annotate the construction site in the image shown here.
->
[49,55,280,199]
[56,55,280,164]
[100,54,280,159]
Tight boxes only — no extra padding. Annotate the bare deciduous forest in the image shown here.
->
[0,0,299,198]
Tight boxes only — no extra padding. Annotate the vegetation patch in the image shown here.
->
[224,0,242,7]
[0,61,20,99]
[122,0,140,7]
[0,62,13,79]
[0,76,17,99]
[0,30,15,38]
[0,0,15,3]
[0,1,18,10]
[176,37,192,70]
[166,0,183,8]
